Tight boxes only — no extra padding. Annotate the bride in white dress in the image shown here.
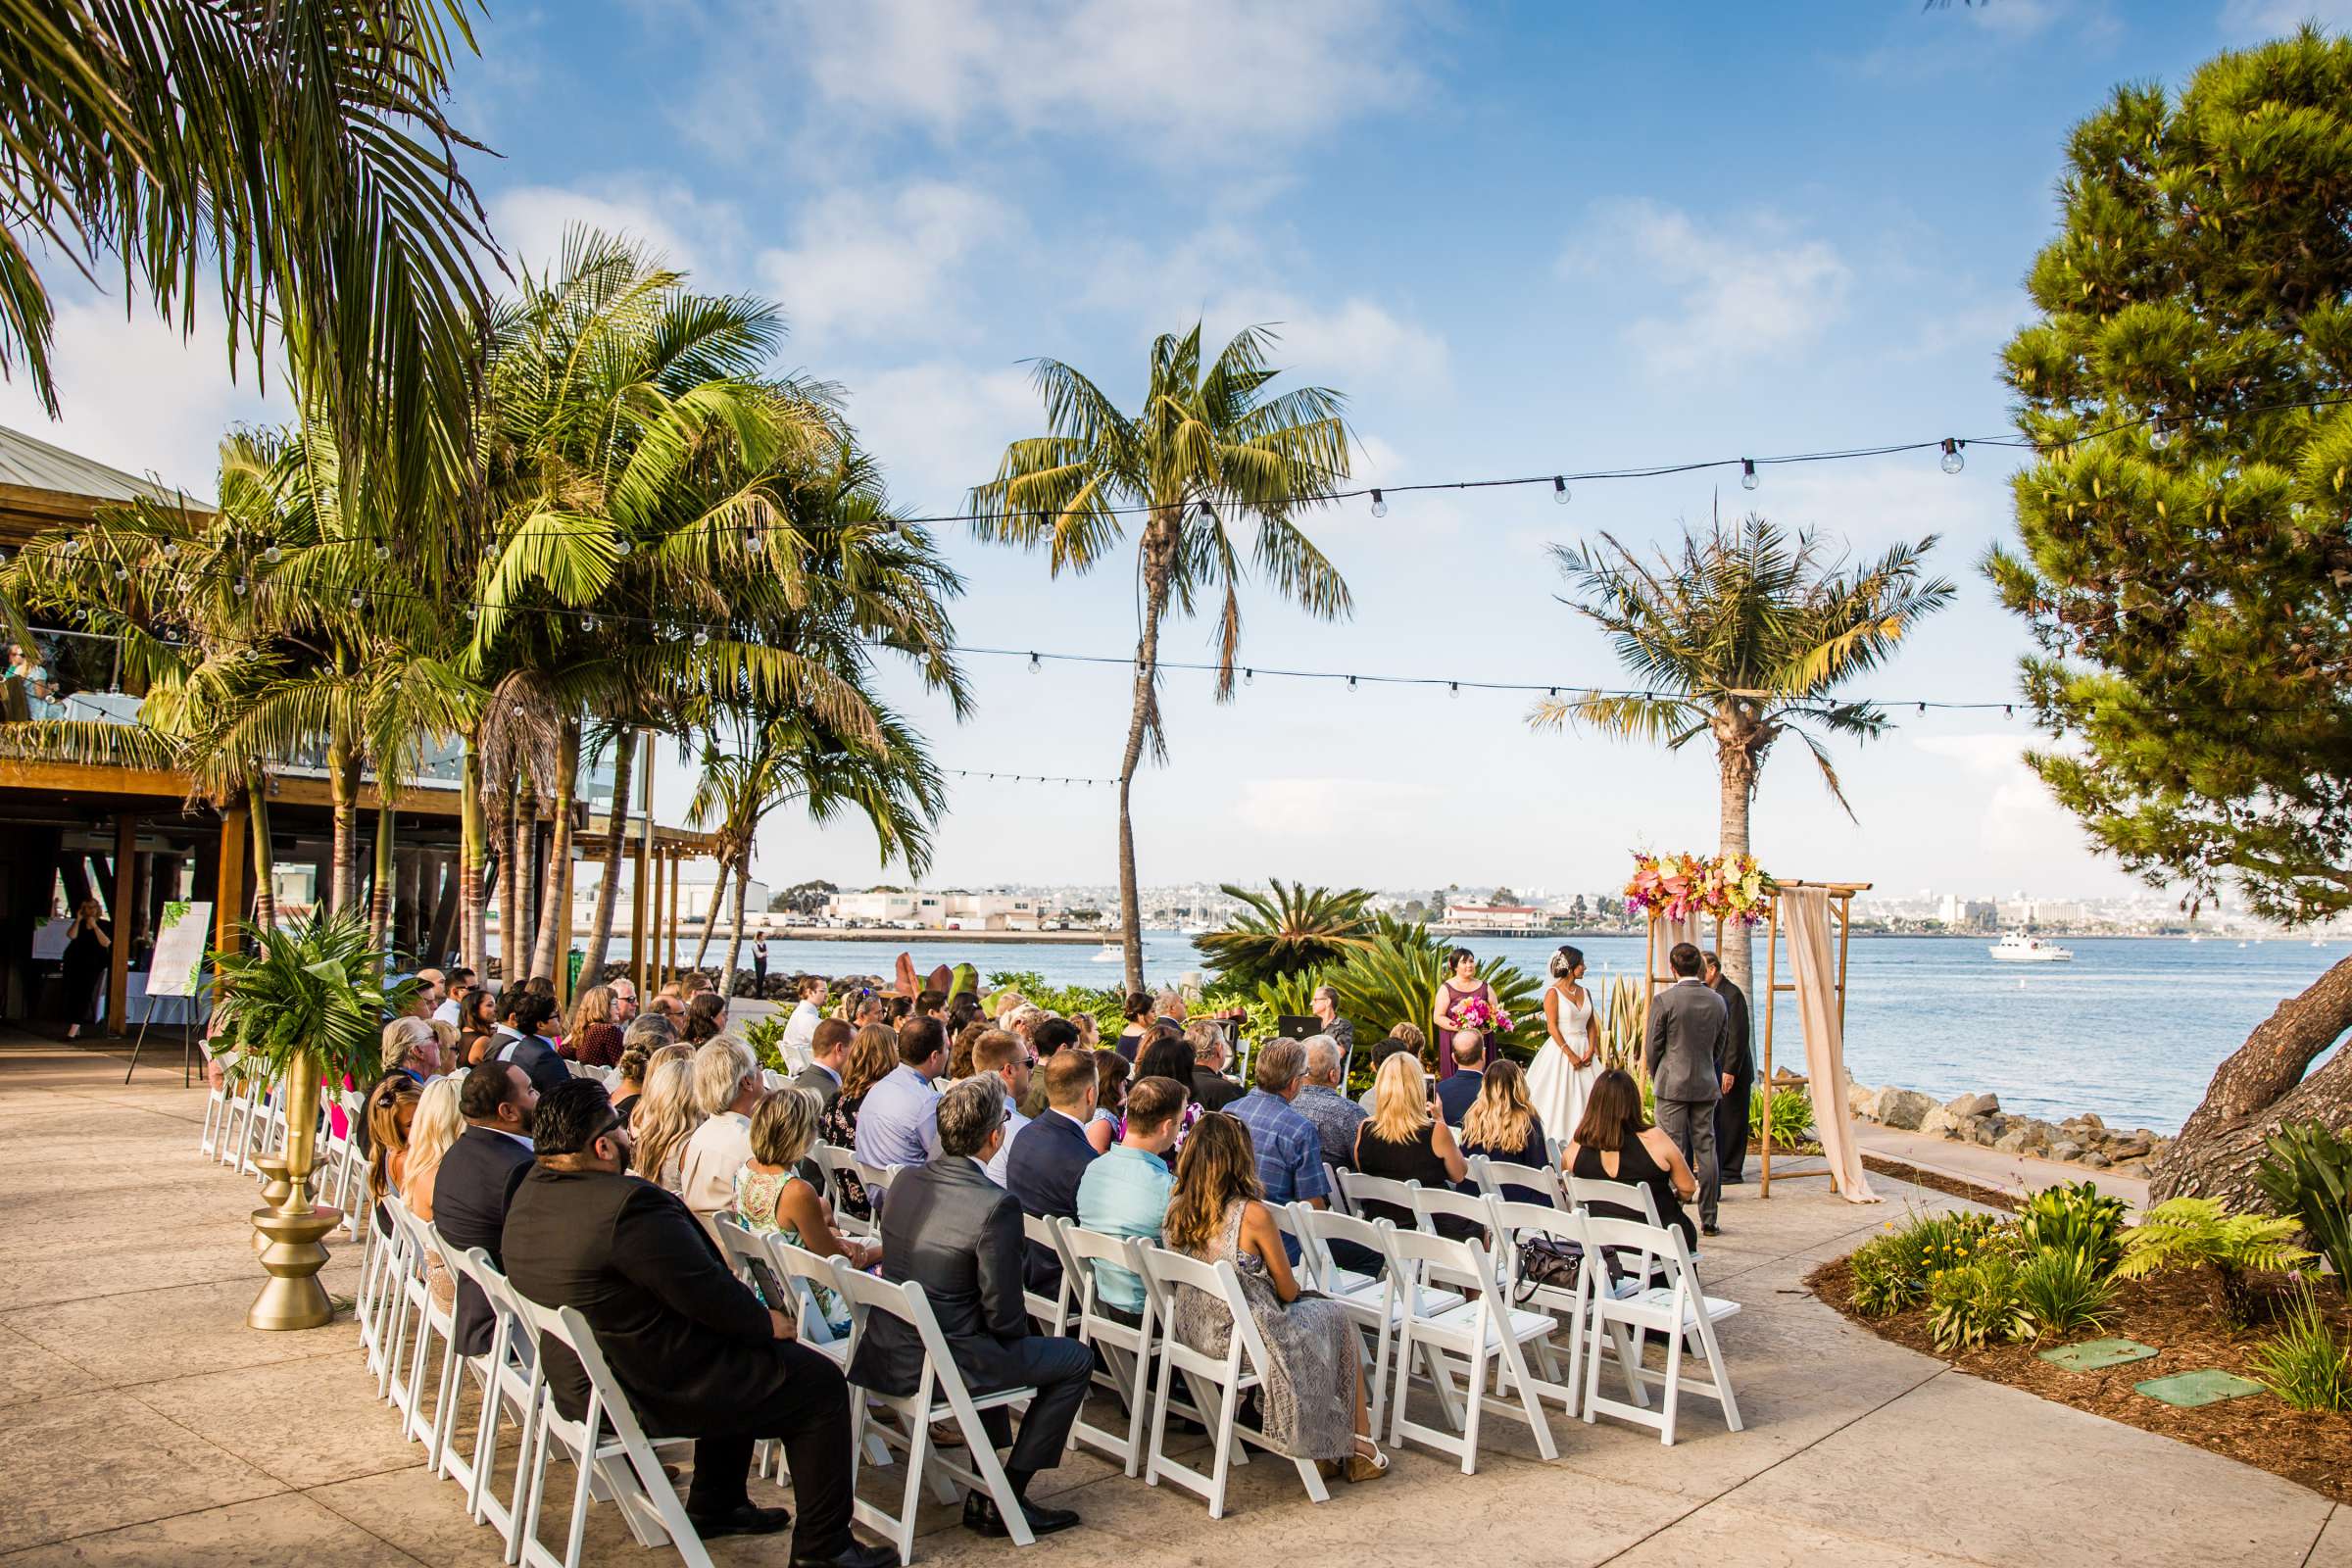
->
[1528,946,1601,1142]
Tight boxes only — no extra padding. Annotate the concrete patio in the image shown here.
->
[0,1033,2341,1568]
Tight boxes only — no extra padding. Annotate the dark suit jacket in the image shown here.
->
[848,1156,1033,1398]
[1004,1110,1098,1294]
[1437,1066,1485,1125]
[793,1061,843,1111]
[1645,979,1732,1102]
[499,1032,571,1098]
[432,1126,534,1354]
[1709,976,1753,1084]
[1191,1066,1244,1113]
[500,1165,778,1437]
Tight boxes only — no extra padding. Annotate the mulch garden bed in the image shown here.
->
[1808,1254,2352,1503]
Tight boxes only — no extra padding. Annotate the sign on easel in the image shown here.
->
[146,900,213,998]
[29,910,70,961]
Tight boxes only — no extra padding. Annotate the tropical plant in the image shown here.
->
[2116,1197,2315,1326]
[1195,880,1376,989]
[1847,1231,1922,1318]
[1928,1252,2031,1352]
[2249,1280,2352,1412]
[1250,916,1544,1067]
[742,1013,788,1075]
[2013,1247,2119,1342]
[969,323,1353,993]
[1597,974,1647,1074]
[1752,1082,1814,1150]
[2256,1121,2352,1296]
[2017,1181,2131,1279]
[1532,508,1951,994]
[209,908,419,1089]
[1982,30,2352,1213]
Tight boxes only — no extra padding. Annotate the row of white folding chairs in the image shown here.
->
[199,1072,290,1175]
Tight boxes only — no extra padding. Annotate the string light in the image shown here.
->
[1553,475,1570,505]
[1370,488,1387,518]
[263,544,283,564]
[1244,667,1253,686]
[375,542,391,562]
[233,577,248,596]
[692,626,710,648]
[1027,651,1042,674]
[1940,438,1965,474]
[2148,420,2171,451]
[1740,459,1760,491]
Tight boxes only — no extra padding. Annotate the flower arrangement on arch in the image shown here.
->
[1624,851,1776,925]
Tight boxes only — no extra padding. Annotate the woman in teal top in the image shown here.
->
[732,1089,878,1336]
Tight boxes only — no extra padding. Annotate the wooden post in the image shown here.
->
[106,812,136,1035]
[1759,896,1779,1199]
[554,813,577,1009]
[665,848,682,988]
[631,833,651,997]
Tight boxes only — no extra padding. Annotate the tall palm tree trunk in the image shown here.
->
[717,847,753,998]
[530,719,579,981]
[690,851,731,972]
[508,776,535,981]
[247,773,277,935]
[1115,523,1177,993]
[1716,736,1759,997]
[368,797,396,952]
[327,729,359,915]
[581,732,634,984]
[461,739,487,975]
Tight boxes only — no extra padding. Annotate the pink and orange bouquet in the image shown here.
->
[1454,996,1513,1034]
[1623,851,1775,926]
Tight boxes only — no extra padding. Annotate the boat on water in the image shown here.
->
[1090,942,1123,963]
[1988,933,2074,962]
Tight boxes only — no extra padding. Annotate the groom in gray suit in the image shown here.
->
[1646,942,1734,1236]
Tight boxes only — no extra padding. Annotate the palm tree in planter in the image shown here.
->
[1196,879,1377,990]
[1531,510,1951,993]
[210,908,418,1330]
[970,323,1352,993]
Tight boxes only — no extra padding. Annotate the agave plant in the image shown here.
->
[1597,974,1648,1076]
[2256,1121,2352,1295]
[2116,1197,2315,1327]
[1195,879,1376,989]
[211,909,419,1090]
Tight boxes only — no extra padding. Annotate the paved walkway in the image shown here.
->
[1846,1123,2153,1211]
[0,1034,2340,1567]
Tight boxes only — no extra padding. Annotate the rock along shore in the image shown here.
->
[1845,1083,2173,1175]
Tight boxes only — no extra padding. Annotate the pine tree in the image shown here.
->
[1986,26,2352,1210]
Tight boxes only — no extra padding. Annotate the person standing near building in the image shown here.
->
[753,935,769,995]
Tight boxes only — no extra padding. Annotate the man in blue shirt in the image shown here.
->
[854,1015,947,1172]
[1073,1075,1189,1318]
[1225,1037,1328,1260]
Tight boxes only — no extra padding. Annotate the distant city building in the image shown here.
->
[1438,901,1546,932]
[822,889,1057,930]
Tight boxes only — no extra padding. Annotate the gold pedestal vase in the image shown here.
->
[251,1147,291,1255]
[249,1052,344,1331]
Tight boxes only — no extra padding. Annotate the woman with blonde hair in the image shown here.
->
[1459,1057,1549,1201]
[733,1089,878,1334]
[629,1054,705,1193]
[401,1076,466,1307]
[1352,1052,1470,1236]
[1164,1112,1386,1482]
[366,1078,422,1200]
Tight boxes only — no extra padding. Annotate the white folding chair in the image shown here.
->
[1580,1214,1742,1446]
[1320,1162,1350,1215]
[440,1246,539,1564]
[1485,1198,1640,1421]
[510,1296,710,1568]
[1134,1246,1329,1520]
[1291,1205,1440,1439]
[386,1202,466,1468]
[1020,1212,1080,1336]
[854,1158,901,1214]
[370,1192,423,1402]
[199,1070,232,1156]
[831,1260,1037,1563]
[1337,1168,1422,1233]
[1059,1224,1170,1477]
[1378,1222,1561,1474]
[1566,1173,1692,1283]
[1470,1155,1566,1208]
[810,1146,875,1240]
[219,1076,265,1168]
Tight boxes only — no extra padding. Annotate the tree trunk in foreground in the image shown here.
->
[2148,952,2352,1214]
[691,851,730,973]
[368,798,396,952]
[580,733,634,985]
[718,846,753,997]
[1115,525,1174,997]
[529,719,580,983]
[327,730,358,916]
[508,777,534,981]
[247,774,277,936]
[1714,733,1758,999]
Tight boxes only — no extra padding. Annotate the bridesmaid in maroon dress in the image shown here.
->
[1430,948,1494,1080]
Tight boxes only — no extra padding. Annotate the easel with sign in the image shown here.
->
[123,900,213,1086]
[1642,878,1870,1199]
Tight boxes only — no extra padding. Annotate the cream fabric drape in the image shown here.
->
[1780,887,1878,1202]
[1647,910,1705,982]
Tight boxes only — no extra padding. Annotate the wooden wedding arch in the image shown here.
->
[1641,879,1871,1198]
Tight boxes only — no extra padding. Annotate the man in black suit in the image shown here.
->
[501,1081,891,1568]
[1704,951,1754,1186]
[492,989,569,1098]
[1436,1029,1488,1124]
[850,1076,1090,1541]
[794,1017,851,1111]
[1003,1050,1100,1294]
[1186,1020,1244,1113]
[433,1062,539,1356]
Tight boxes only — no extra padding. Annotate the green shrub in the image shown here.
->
[2249,1280,2352,1412]
[743,1014,787,1074]
[2256,1121,2352,1296]
[2018,1181,2129,1278]
[1847,1233,1918,1317]
[1752,1083,1814,1148]
[1252,916,1545,1067]
[1843,1208,2009,1318]
[2013,1247,2119,1342]
[2118,1197,2314,1327]
[1928,1252,2031,1351]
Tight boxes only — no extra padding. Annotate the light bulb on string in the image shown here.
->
[61,538,78,557]
[2004,704,2015,717]
[614,538,632,557]
[1740,459,1759,491]
[1369,488,1387,518]
[693,627,710,648]
[233,577,249,597]
[375,543,390,562]
[2147,419,2171,451]
[1917,702,1926,714]
[1449,681,1460,699]
[746,530,764,555]
[1243,667,1253,686]
[162,542,177,561]
[1027,652,1042,675]
[115,564,128,580]
[263,544,284,564]
[583,613,600,633]
[349,592,362,609]
[1940,438,1965,474]
[1348,675,1359,693]
[1553,475,1570,505]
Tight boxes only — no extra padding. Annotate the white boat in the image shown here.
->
[1988,933,2073,962]
[1090,943,1123,963]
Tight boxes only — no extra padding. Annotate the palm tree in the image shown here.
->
[970,324,1352,991]
[1532,509,1953,992]
[1195,879,1377,989]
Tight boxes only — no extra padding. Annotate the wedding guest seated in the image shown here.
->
[1565,1067,1698,1250]
[1027,1017,1080,1116]
[1291,1035,1367,1171]
[563,983,626,1066]
[1356,1025,1426,1110]
[821,1023,897,1153]
[629,1053,704,1193]
[1153,988,1189,1031]
[733,1089,879,1337]
[1353,1054,1473,1240]
[1004,1049,1101,1292]
[854,1015,945,1172]
[1086,1050,1128,1153]
[1133,1033,1204,1150]
[783,975,827,1060]
[947,1018,990,1083]
[1226,1037,1329,1257]
[684,990,729,1046]
[970,1030,1033,1184]
[850,1077,1091,1540]
[796,1017,852,1111]
[501,1081,892,1566]
[493,989,569,1097]
[1165,1113,1387,1483]
[1114,991,1153,1060]
[365,1076,421,1202]
[681,1038,764,1243]
[1186,1020,1244,1113]
[402,1077,466,1310]
[609,1029,668,1125]
[1435,1029,1488,1125]
[455,986,501,1065]
[435,1061,540,1355]
[1458,1059,1550,1201]
[382,1015,446,1086]
[1073,1076,1188,1320]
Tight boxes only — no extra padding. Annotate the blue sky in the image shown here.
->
[7,0,2343,902]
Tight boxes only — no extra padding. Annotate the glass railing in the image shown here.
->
[4,626,617,806]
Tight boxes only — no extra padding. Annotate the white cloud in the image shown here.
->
[1235,777,1444,841]
[2220,0,2352,40]
[696,0,1425,154]
[0,294,289,501]
[836,360,1041,511]
[1566,200,1852,376]
[488,179,746,286]
[1911,732,2087,861]
[1203,294,1450,390]
[756,182,1013,350]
